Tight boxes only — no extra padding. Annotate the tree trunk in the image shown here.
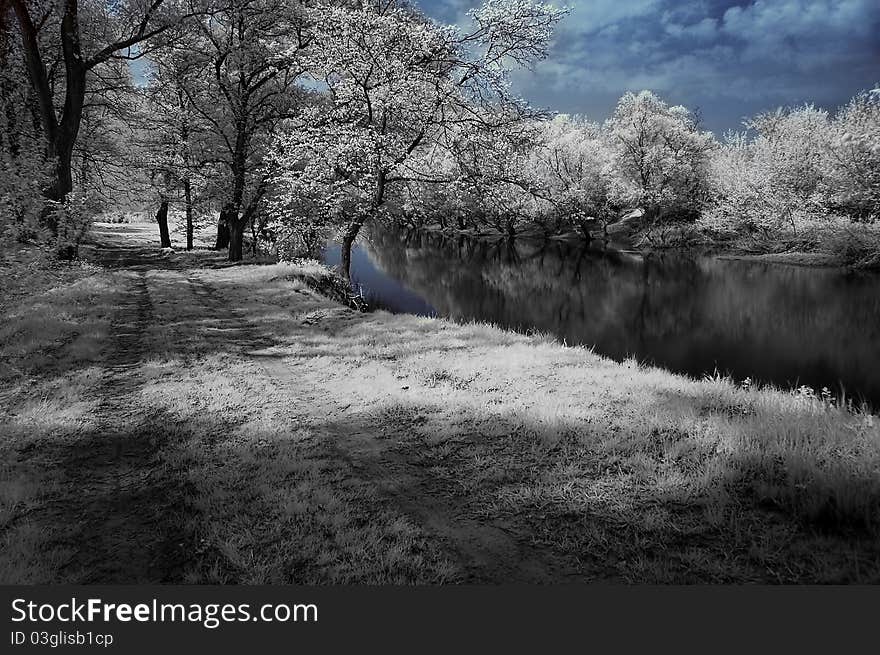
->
[578,220,593,242]
[340,219,363,281]
[156,200,171,248]
[16,1,83,201]
[228,220,244,262]
[0,75,21,160]
[183,177,194,250]
[215,206,231,250]
[341,170,385,279]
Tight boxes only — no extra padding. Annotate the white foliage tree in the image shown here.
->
[7,0,208,213]
[529,114,630,239]
[157,0,314,261]
[826,88,880,222]
[606,90,715,226]
[266,0,566,275]
[706,104,832,239]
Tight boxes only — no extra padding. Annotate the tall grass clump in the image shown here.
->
[695,374,880,534]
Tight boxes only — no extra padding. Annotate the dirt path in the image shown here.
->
[21,228,209,582]
[47,270,198,582]
[171,242,574,582]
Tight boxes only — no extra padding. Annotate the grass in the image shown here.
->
[1,225,879,583]
[0,246,117,583]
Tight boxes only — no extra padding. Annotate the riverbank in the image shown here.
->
[410,217,880,271]
[2,223,879,583]
[714,251,846,268]
[661,219,880,270]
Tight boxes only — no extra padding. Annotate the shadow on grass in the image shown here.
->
[4,361,878,584]
[2,407,198,584]
[319,399,880,583]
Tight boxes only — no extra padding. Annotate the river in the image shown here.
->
[322,225,880,409]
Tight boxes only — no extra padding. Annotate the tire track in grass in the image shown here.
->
[322,424,577,583]
[45,270,198,582]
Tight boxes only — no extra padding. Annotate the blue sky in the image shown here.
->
[418,0,880,134]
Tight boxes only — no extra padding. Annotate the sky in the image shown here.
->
[417,0,880,134]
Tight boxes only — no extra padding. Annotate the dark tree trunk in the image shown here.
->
[27,4,81,200]
[340,170,385,279]
[340,219,363,281]
[156,200,171,248]
[578,220,593,242]
[644,204,661,226]
[13,0,86,230]
[183,178,194,250]
[0,75,20,160]
[224,117,249,262]
[228,220,244,262]
[215,206,232,250]
[13,0,184,237]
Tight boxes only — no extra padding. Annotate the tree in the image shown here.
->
[1,6,49,243]
[530,114,628,239]
[137,45,216,250]
[826,87,880,222]
[267,0,566,277]
[7,0,206,223]
[396,118,547,236]
[705,104,834,239]
[606,90,715,226]
[153,0,312,261]
[702,131,772,238]
[749,104,831,222]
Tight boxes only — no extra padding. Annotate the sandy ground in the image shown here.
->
[1,223,879,584]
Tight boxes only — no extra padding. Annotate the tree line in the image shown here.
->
[2,0,878,269]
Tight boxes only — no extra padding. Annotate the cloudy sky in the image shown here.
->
[418,0,880,134]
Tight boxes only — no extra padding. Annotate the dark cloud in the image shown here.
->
[418,0,880,134]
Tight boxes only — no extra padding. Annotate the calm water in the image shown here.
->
[323,225,880,408]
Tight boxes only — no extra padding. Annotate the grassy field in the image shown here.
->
[1,223,879,583]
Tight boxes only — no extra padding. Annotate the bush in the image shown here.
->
[821,220,880,268]
[47,193,96,259]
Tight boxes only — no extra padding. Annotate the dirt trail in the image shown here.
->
[30,226,208,582]
[29,223,579,583]
[48,270,197,582]
[324,425,575,583]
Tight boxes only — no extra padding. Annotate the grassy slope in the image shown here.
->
[2,229,879,583]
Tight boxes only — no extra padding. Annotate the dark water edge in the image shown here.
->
[323,225,880,409]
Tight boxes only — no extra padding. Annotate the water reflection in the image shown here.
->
[323,225,880,407]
